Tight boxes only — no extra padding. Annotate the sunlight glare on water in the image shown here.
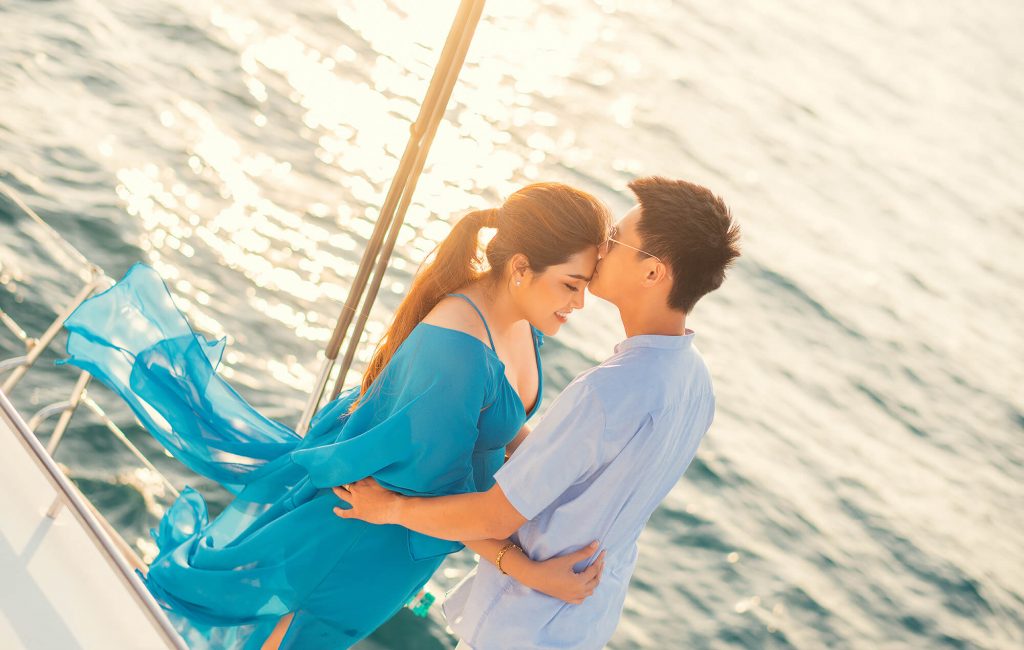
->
[1,0,1022,648]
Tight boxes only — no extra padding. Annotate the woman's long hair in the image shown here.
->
[356,182,610,401]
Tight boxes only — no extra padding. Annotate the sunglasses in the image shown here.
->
[600,226,662,263]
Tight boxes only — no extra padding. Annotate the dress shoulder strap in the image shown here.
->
[446,293,497,352]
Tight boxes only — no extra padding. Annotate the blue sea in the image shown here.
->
[1,0,1022,647]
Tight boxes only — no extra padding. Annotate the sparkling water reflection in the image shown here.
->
[1,0,1022,648]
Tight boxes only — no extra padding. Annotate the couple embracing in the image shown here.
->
[60,176,740,649]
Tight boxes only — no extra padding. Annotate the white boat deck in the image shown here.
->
[0,390,185,649]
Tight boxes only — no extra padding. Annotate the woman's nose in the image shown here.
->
[574,289,586,309]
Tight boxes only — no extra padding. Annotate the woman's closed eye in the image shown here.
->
[564,283,580,292]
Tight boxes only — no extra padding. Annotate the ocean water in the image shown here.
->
[1,0,1022,648]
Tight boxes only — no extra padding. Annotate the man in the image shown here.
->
[336,176,741,649]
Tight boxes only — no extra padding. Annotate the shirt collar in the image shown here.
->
[614,329,695,354]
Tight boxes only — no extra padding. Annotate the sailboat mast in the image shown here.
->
[297,0,487,435]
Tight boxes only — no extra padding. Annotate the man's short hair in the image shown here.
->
[630,176,741,313]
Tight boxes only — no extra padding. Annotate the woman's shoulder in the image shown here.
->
[419,294,494,351]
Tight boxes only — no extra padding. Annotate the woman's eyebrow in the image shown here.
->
[568,273,593,282]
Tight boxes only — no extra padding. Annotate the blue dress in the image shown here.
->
[57,263,543,649]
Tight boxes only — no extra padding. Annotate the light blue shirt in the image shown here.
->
[443,330,716,649]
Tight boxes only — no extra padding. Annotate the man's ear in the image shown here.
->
[642,261,670,287]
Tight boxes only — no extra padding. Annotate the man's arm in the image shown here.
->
[333,479,526,541]
[334,479,606,602]
[335,381,602,539]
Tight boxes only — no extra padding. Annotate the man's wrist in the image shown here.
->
[386,493,408,525]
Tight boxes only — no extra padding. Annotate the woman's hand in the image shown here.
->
[332,477,401,525]
[519,542,606,604]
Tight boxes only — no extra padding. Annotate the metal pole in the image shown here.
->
[0,181,96,273]
[45,370,91,456]
[0,307,29,342]
[1,272,108,394]
[0,389,187,649]
[296,0,488,433]
[80,395,180,499]
[28,401,71,430]
[0,355,29,374]
[44,370,93,517]
[335,0,486,390]
[295,355,335,435]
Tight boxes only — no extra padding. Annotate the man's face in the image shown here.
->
[515,246,599,336]
[587,204,648,302]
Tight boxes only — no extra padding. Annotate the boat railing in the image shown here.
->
[0,182,182,495]
[1,182,189,647]
[0,387,187,648]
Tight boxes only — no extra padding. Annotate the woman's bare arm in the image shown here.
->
[462,538,604,605]
[504,424,531,460]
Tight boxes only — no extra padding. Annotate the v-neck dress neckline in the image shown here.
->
[444,292,543,420]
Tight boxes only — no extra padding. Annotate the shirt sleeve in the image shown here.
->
[494,379,605,520]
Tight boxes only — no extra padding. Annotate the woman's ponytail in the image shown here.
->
[357,208,499,397]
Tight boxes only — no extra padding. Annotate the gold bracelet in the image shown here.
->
[495,542,522,575]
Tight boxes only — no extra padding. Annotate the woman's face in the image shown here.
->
[514,247,600,336]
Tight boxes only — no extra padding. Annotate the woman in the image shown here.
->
[58,182,610,648]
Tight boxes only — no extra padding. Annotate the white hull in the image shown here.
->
[0,391,185,649]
